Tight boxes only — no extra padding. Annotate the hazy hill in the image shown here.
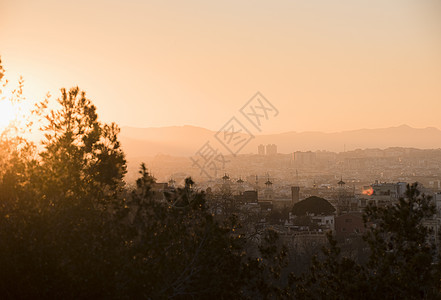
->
[120,124,441,158]
[120,125,213,157]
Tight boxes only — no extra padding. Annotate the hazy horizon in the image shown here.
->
[118,124,441,161]
[1,0,441,134]
[120,123,441,135]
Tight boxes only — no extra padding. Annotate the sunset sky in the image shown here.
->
[1,0,440,134]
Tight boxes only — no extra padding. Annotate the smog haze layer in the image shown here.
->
[1,0,441,135]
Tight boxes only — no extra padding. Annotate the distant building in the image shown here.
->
[292,196,336,216]
[266,144,277,156]
[315,151,337,164]
[311,215,335,231]
[241,190,258,203]
[336,178,352,214]
[258,144,265,155]
[335,212,365,240]
[272,199,294,210]
[261,177,274,200]
[366,181,407,206]
[291,186,300,205]
[236,177,245,195]
[294,151,316,165]
[372,181,406,198]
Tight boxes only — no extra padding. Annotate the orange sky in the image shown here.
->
[1,0,440,134]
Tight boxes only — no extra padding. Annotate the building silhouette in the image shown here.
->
[291,186,300,205]
[266,144,277,156]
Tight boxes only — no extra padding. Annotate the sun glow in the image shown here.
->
[0,100,16,129]
[362,187,374,196]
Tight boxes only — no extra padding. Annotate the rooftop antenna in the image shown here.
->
[255,175,259,191]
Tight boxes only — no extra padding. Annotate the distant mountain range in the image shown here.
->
[119,124,441,158]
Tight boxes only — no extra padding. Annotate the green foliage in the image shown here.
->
[293,233,368,299]
[123,178,246,298]
[0,79,287,298]
[362,183,440,299]
[0,85,128,298]
[293,183,441,300]
[38,87,126,202]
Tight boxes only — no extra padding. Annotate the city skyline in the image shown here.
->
[2,1,441,297]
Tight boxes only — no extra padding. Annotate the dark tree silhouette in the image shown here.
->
[0,76,288,299]
[293,183,441,300]
[38,87,126,203]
